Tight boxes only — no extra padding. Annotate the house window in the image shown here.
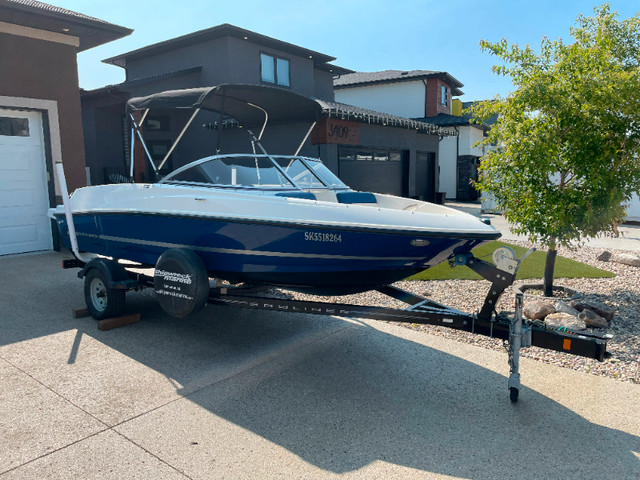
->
[440,85,448,107]
[340,147,403,162]
[261,53,290,87]
[145,115,170,132]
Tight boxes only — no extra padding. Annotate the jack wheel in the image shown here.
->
[509,387,519,403]
[84,268,126,320]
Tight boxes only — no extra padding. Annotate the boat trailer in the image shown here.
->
[62,244,610,404]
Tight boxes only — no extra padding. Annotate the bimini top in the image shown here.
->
[126,84,323,128]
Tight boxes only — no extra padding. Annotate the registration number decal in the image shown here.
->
[304,232,342,243]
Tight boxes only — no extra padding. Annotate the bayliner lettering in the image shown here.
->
[155,269,192,284]
[304,232,342,243]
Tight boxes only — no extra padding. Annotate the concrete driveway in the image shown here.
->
[1,251,638,479]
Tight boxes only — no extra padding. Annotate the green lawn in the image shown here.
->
[409,241,615,281]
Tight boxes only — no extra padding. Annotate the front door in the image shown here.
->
[416,151,436,202]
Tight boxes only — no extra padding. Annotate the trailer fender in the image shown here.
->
[78,258,138,290]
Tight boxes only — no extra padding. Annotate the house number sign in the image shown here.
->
[312,118,360,145]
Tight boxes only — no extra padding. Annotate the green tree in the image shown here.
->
[470,4,640,296]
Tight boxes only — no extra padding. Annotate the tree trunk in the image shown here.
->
[543,247,558,297]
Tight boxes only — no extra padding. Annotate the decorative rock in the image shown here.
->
[596,251,612,262]
[578,308,609,329]
[544,313,587,331]
[555,300,580,317]
[569,299,615,321]
[612,253,640,267]
[523,299,556,320]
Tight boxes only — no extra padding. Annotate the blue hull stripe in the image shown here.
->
[98,234,426,261]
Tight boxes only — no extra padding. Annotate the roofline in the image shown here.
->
[103,23,337,68]
[317,100,457,137]
[316,63,355,76]
[0,0,132,51]
[335,71,464,96]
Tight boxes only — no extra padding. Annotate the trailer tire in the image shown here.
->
[154,248,209,318]
[84,268,126,320]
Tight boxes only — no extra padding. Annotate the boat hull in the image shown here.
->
[53,211,493,294]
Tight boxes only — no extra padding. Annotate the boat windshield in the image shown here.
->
[302,159,348,189]
[161,155,348,190]
[163,156,294,188]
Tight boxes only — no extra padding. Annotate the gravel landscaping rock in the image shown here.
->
[556,300,580,317]
[523,299,555,320]
[570,298,616,321]
[578,308,609,329]
[612,252,640,267]
[545,312,587,330]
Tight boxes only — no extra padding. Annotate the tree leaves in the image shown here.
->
[469,4,640,252]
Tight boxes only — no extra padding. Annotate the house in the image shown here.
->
[0,0,131,255]
[81,24,450,199]
[334,70,489,201]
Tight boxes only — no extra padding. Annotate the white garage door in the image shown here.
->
[0,109,52,255]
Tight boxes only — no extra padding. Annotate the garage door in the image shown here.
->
[0,109,52,255]
[338,147,407,196]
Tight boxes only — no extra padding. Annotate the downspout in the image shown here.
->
[456,125,460,201]
[422,80,428,118]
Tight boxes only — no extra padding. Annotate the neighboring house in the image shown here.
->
[0,0,131,255]
[81,24,450,199]
[334,70,489,201]
[628,195,640,222]
[418,100,493,201]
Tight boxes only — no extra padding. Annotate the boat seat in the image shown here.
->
[275,191,317,200]
[336,191,377,204]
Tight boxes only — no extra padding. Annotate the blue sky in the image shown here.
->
[54,0,639,101]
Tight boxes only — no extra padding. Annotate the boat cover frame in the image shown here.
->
[126,84,323,177]
[127,84,323,127]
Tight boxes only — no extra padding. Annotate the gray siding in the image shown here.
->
[123,36,329,99]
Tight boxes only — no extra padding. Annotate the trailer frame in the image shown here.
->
[63,246,610,403]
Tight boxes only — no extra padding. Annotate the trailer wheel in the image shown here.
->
[84,268,126,320]
[509,387,519,403]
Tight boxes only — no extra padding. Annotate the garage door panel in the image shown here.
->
[0,151,31,170]
[0,188,36,208]
[0,146,45,176]
[340,161,403,195]
[0,209,51,255]
[1,223,38,245]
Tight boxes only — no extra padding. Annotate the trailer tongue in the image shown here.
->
[203,248,609,403]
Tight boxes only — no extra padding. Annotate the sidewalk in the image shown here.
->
[446,201,640,251]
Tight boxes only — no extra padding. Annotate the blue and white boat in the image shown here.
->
[50,85,500,294]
